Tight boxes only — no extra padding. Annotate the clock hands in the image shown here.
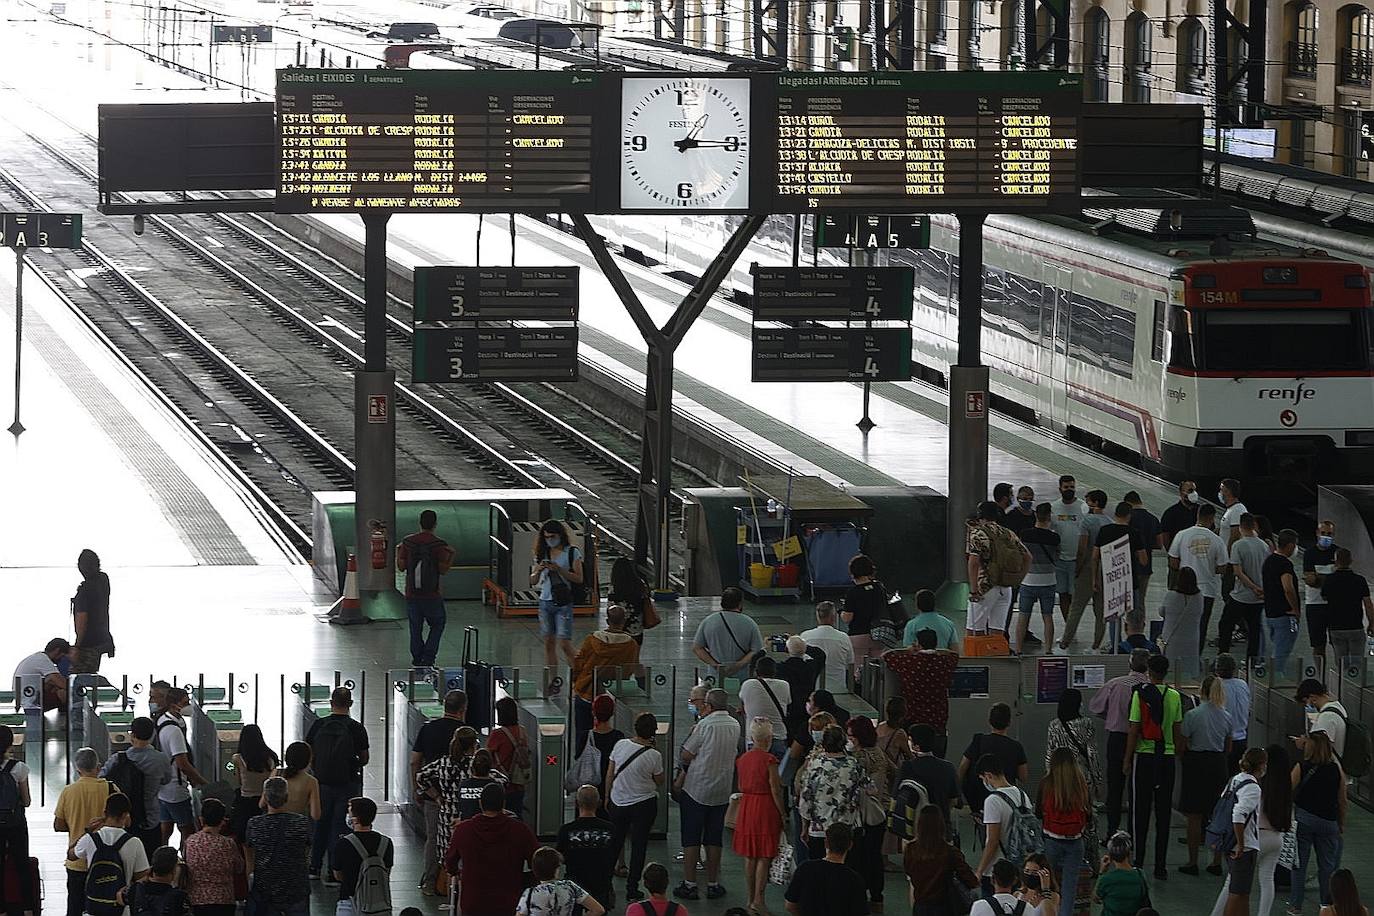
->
[673,113,710,152]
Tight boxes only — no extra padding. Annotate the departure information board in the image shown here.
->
[751,328,912,382]
[771,72,1081,212]
[274,70,1082,214]
[276,69,596,213]
[752,267,914,321]
[413,266,579,322]
[413,327,579,382]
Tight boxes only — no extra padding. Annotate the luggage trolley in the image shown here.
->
[484,502,602,619]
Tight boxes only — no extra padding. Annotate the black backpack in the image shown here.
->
[85,831,134,916]
[105,752,147,828]
[131,882,189,916]
[404,536,447,595]
[0,760,20,825]
[311,717,358,785]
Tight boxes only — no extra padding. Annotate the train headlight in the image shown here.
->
[1195,431,1234,448]
[1346,431,1374,447]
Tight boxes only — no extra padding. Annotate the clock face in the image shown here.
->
[620,76,752,210]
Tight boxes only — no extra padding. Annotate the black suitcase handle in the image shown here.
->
[462,625,479,665]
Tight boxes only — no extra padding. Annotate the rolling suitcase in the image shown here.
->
[0,855,40,915]
[462,626,494,730]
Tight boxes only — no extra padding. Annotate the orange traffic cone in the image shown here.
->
[329,554,369,625]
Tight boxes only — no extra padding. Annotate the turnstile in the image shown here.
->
[1340,659,1374,808]
[1249,655,1318,753]
[517,695,571,840]
[293,683,334,742]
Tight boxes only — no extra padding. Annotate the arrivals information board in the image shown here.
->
[274,70,1082,215]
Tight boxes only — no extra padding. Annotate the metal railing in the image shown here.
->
[1288,40,1320,79]
[1341,46,1373,85]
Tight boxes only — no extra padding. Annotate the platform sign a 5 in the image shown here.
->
[0,212,82,249]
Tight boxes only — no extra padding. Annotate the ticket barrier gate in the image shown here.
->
[292,678,344,742]
[71,678,124,739]
[1248,656,1318,754]
[516,690,571,840]
[1012,654,1133,788]
[191,701,244,809]
[1339,658,1374,809]
[391,676,444,833]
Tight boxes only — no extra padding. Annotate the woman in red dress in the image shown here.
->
[733,717,786,916]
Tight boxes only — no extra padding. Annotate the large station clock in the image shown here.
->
[619,76,752,210]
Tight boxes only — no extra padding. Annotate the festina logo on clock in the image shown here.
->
[620,76,752,209]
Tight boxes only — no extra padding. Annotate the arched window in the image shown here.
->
[1084,7,1110,101]
[1289,2,1320,77]
[1177,17,1207,92]
[1342,6,1374,85]
[1124,12,1152,102]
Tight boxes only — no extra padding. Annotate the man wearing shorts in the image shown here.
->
[966,502,1020,637]
[1052,475,1085,613]
[1014,503,1062,654]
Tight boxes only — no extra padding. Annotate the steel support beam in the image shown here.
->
[867,0,913,69]
[572,213,765,589]
[947,214,989,590]
[350,213,397,617]
[1211,0,1267,126]
[1024,0,1068,68]
[653,0,685,42]
[752,0,790,65]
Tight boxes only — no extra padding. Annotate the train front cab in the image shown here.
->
[1157,259,1374,486]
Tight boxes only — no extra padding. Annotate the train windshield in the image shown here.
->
[1200,309,1372,371]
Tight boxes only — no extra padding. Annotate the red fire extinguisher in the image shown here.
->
[370,521,388,570]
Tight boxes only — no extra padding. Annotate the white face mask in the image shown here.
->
[1217,490,1227,503]
[544,536,560,548]
[1187,490,1200,504]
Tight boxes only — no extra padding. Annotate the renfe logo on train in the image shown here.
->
[1257,384,1317,405]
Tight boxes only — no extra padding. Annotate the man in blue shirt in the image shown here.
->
[901,589,959,651]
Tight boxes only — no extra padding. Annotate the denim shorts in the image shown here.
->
[538,598,573,640]
[158,797,194,826]
[1018,582,1057,617]
[1054,558,1076,593]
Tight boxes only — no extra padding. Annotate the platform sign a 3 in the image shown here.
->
[0,212,82,249]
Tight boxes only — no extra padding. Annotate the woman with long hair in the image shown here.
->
[1322,869,1368,916]
[1179,675,1233,874]
[529,519,584,680]
[268,741,320,821]
[607,556,651,646]
[1037,747,1089,916]
[229,725,278,841]
[1043,688,1099,852]
[1160,566,1205,678]
[904,806,977,916]
[876,696,913,767]
[846,716,892,911]
[416,726,480,866]
[1257,744,1294,916]
[1290,730,1347,913]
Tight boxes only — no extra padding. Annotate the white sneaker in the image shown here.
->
[1049,645,1068,656]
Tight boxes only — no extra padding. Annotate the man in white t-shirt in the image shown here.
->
[71,792,150,916]
[738,657,791,757]
[1296,678,1348,759]
[970,859,1022,916]
[1167,504,1229,656]
[154,688,208,847]
[11,638,71,711]
[1217,478,1247,549]
[800,602,855,694]
[973,755,1033,878]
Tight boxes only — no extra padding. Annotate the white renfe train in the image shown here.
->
[591,208,1374,489]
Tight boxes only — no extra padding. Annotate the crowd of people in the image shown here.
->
[3,484,1373,916]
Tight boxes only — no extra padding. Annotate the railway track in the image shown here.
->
[0,95,726,571]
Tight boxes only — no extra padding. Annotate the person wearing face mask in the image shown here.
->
[1059,490,1109,653]
[1051,475,1086,618]
[1216,478,1248,557]
[1004,485,1038,536]
[331,797,393,916]
[790,711,836,867]
[1167,503,1229,657]
[530,520,584,682]
[1303,520,1340,675]
[1321,548,1374,667]
[1160,481,1201,577]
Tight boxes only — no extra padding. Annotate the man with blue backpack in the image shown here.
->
[397,510,454,668]
[71,793,150,916]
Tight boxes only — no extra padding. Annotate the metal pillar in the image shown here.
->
[8,248,24,436]
[347,213,396,622]
[1211,0,1267,127]
[868,0,914,69]
[572,213,765,590]
[946,213,989,586]
[1024,0,1068,68]
[653,0,684,42]
[752,0,789,64]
